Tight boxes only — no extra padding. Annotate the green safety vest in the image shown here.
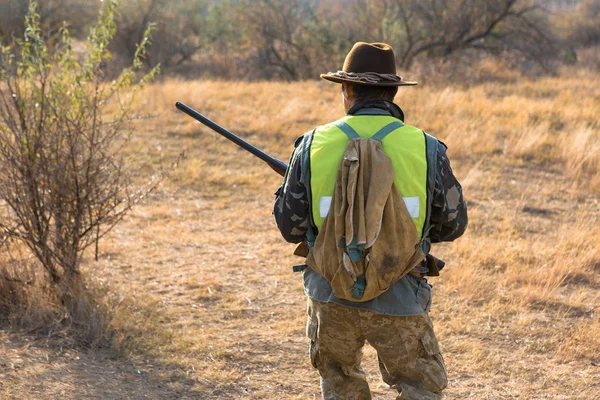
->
[308,115,429,238]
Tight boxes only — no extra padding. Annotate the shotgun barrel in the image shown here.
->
[175,101,288,176]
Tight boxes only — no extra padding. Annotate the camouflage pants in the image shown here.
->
[306,298,447,400]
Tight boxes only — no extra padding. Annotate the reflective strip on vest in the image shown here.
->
[309,115,428,238]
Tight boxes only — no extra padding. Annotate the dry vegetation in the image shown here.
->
[1,65,599,399]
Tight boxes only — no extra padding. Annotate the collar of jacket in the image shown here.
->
[347,100,405,122]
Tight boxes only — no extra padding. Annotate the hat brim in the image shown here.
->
[320,73,418,87]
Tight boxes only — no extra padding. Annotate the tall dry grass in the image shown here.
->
[129,67,598,397]
[1,65,598,399]
[146,67,600,190]
[0,245,120,347]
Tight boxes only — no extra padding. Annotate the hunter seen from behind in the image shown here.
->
[0,0,598,399]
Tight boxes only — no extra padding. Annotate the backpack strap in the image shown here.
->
[352,275,366,299]
[299,129,317,248]
[333,120,360,139]
[371,121,404,141]
[420,132,439,255]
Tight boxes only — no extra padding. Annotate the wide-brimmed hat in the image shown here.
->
[321,42,417,87]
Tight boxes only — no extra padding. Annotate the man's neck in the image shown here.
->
[346,100,405,122]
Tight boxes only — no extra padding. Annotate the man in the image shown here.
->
[274,42,467,400]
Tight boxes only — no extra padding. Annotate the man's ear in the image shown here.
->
[342,82,352,101]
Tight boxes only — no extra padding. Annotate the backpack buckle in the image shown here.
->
[292,264,308,273]
[351,276,366,299]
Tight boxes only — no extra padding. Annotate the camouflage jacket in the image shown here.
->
[274,102,468,249]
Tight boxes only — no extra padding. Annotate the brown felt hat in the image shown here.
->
[320,42,417,87]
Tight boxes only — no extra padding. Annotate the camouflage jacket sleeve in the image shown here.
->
[273,135,310,243]
[429,142,468,243]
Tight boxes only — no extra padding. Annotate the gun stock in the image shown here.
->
[175,102,288,176]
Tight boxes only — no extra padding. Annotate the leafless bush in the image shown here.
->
[383,0,557,71]
[569,0,600,47]
[0,0,163,342]
[113,0,217,72]
[241,0,317,80]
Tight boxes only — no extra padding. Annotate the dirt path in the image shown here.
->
[0,332,189,399]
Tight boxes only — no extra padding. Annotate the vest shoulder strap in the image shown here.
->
[335,120,405,141]
[332,120,360,139]
[371,121,405,141]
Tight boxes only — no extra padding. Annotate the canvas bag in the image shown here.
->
[306,123,425,302]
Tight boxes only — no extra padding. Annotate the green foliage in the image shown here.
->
[0,0,159,287]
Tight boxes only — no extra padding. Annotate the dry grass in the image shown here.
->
[1,67,599,399]
[0,250,121,349]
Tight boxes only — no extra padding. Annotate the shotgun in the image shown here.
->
[175,102,288,176]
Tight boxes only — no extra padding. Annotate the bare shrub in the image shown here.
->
[569,0,600,47]
[114,0,214,72]
[240,0,316,80]
[554,0,600,69]
[0,0,162,342]
[385,0,557,71]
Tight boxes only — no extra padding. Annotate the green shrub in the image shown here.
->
[0,1,158,296]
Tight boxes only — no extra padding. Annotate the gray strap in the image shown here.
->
[300,129,317,247]
[300,130,314,187]
[371,121,404,141]
[421,132,439,253]
[333,120,360,139]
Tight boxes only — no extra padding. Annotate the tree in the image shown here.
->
[237,0,560,80]
[114,0,211,70]
[0,1,159,296]
[388,0,557,69]
[569,0,600,47]
[241,0,316,80]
